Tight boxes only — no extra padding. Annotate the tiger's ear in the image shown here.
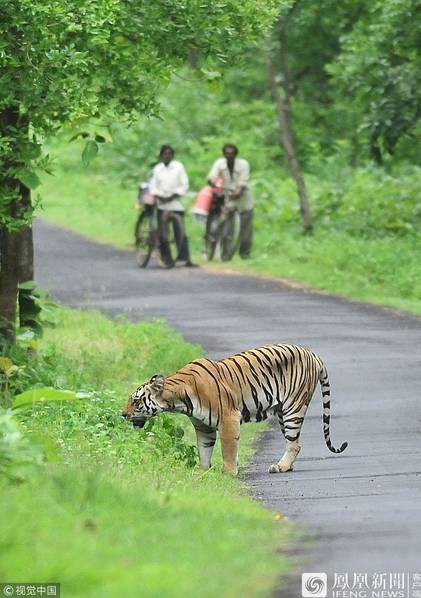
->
[149,374,164,395]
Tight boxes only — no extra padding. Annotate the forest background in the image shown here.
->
[43,0,421,314]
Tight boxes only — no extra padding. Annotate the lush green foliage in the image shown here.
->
[0,410,44,482]
[238,226,421,313]
[1,0,282,128]
[0,0,285,228]
[44,71,280,189]
[270,0,421,165]
[1,309,203,471]
[0,308,288,596]
[329,0,421,160]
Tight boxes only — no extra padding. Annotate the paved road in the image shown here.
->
[34,220,421,597]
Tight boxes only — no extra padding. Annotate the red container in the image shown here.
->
[193,186,214,216]
[193,178,223,216]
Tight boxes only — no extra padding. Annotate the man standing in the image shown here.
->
[207,144,253,259]
[150,145,197,268]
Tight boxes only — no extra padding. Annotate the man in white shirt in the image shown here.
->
[207,144,253,259]
[150,145,197,268]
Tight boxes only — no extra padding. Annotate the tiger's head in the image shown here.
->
[122,374,165,428]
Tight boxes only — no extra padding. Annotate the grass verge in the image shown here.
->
[0,309,289,598]
[206,226,421,315]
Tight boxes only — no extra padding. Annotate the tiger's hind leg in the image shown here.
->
[192,420,217,469]
[269,405,305,473]
[269,439,301,473]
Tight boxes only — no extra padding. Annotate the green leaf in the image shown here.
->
[16,169,41,189]
[69,131,90,142]
[16,329,36,342]
[0,357,19,377]
[75,391,94,399]
[21,143,42,160]
[0,357,15,372]
[12,387,82,409]
[18,280,37,290]
[5,365,19,377]
[200,68,222,81]
[82,140,99,165]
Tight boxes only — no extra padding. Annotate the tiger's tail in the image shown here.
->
[319,364,348,454]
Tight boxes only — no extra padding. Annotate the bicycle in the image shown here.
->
[204,191,240,262]
[134,201,185,269]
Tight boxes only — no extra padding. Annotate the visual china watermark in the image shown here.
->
[0,584,60,597]
[301,572,421,598]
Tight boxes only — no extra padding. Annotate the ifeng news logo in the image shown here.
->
[302,573,328,598]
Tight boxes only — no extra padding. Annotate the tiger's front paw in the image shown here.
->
[269,462,293,473]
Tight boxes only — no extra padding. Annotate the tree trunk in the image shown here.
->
[0,106,33,346]
[17,188,37,332]
[187,47,199,69]
[0,229,20,344]
[370,132,383,166]
[17,226,34,283]
[0,223,34,344]
[267,23,313,233]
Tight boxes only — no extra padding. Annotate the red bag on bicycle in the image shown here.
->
[193,186,214,216]
[193,177,224,216]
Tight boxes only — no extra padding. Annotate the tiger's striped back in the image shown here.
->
[223,344,321,421]
[163,343,347,453]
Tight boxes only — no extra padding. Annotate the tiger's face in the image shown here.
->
[122,374,165,428]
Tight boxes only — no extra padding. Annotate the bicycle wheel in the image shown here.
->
[220,210,240,262]
[134,210,154,268]
[204,212,220,261]
[160,211,185,265]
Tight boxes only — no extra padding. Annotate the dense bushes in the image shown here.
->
[0,310,202,479]
[309,163,421,237]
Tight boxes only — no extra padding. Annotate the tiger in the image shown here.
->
[122,344,348,475]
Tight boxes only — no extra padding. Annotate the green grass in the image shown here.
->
[0,463,286,598]
[40,139,136,247]
[40,145,421,316]
[208,226,421,315]
[1,309,289,597]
